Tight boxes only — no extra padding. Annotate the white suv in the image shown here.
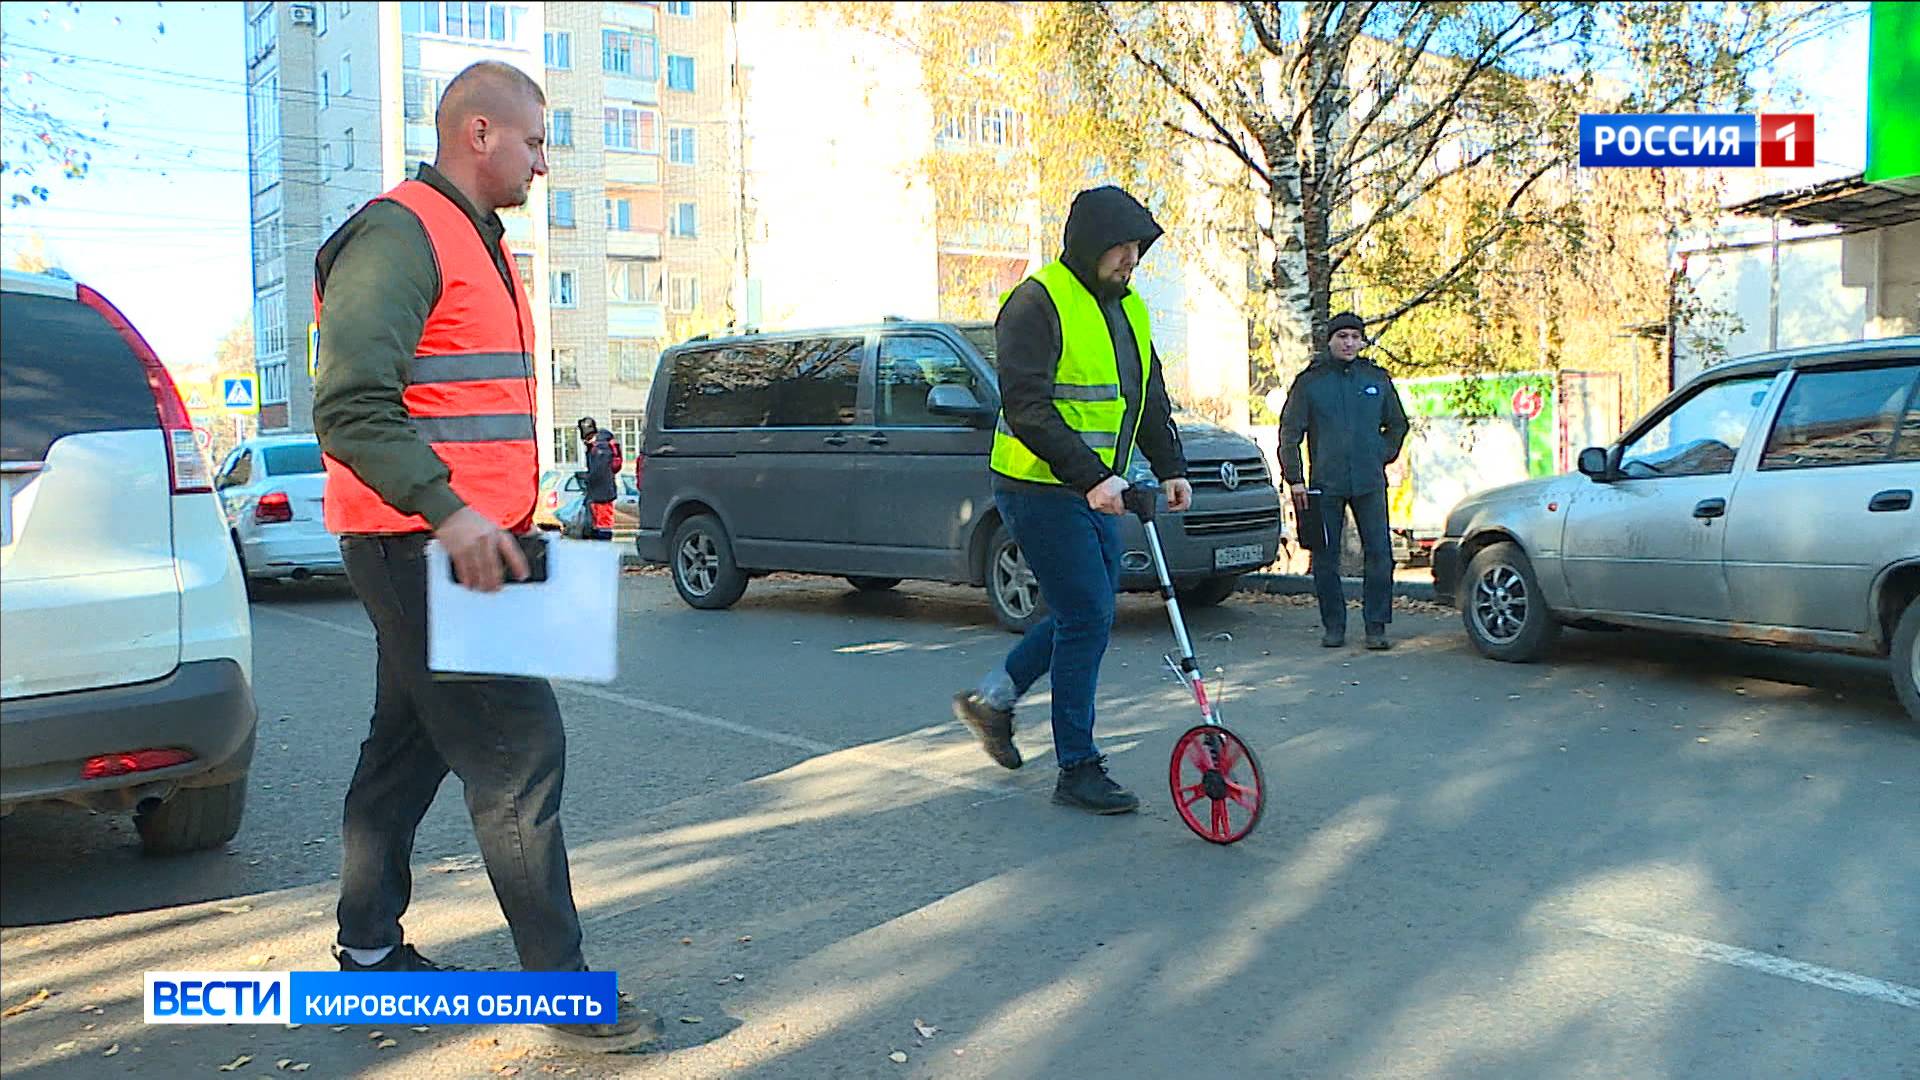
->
[0,269,256,853]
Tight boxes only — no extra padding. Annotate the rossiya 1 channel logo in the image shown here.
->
[1579,113,1816,168]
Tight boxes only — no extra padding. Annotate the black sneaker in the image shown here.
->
[1321,628,1346,648]
[546,994,664,1053]
[1052,757,1139,815]
[1365,623,1392,651]
[334,944,460,972]
[952,692,1022,770]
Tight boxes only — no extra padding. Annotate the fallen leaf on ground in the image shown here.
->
[913,1019,938,1039]
[2,989,53,1018]
[411,1025,431,1033]
[217,905,253,915]
[79,1004,104,1014]
[680,937,693,945]
[218,1055,254,1072]
[289,1065,311,1073]
[377,1039,398,1049]
[53,1041,77,1052]
[330,1025,349,1033]
[102,1045,120,1057]
[737,936,752,943]
[276,1061,293,1070]
[368,1031,384,1040]
[497,1069,519,1078]
[889,1050,909,1064]
[680,1016,704,1024]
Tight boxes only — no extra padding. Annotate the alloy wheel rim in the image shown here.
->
[678,533,719,596]
[1472,564,1528,645]
[994,542,1038,618]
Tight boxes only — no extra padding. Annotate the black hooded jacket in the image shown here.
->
[1278,350,1410,496]
[993,186,1186,496]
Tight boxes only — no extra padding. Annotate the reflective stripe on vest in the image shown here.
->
[989,259,1152,485]
[319,179,539,535]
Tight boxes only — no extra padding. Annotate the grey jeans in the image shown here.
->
[336,534,587,972]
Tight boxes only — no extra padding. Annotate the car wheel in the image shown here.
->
[1175,575,1240,609]
[1462,541,1559,662]
[984,522,1047,634]
[233,534,261,600]
[136,777,247,855]
[670,514,748,610]
[846,576,901,592]
[1893,599,1920,723]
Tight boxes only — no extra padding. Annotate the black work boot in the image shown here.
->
[1321,627,1346,648]
[1365,622,1392,651]
[952,692,1022,769]
[1052,757,1139,815]
[546,992,664,1053]
[334,944,460,972]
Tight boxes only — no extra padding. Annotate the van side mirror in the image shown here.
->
[928,383,990,425]
[1577,446,1612,482]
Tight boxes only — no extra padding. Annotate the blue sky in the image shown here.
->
[0,2,1876,370]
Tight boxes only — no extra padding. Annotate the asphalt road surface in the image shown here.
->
[3,570,1915,1079]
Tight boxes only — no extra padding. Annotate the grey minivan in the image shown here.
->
[632,319,1284,631]
[1433,337,1920,720]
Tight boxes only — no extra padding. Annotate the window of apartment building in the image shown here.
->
[248,72,281,146]
[247,6,277,65]
[340,54,352,98]
[261,360,290,405]
[611,411,646,450]
[404,74,446,122]
[549,108,573,147]
[340,2,351,17]
[545,30,572,69]
[666,1,695,17]
[252,147,281,194]
[317,69,330,111]
[410,2,518,42]
[320,142,333,182]
[314,0,328,34]
[552,425,583,465]
[610,341,657,386]
[552,346,580,387]
[604,107,657,153]
[668,126,696,165]
[514,254,535,297]
[669,274,699,314]
[605,197,632,231]
[607,258,663,303]
[603,29,635,75]
[255,291,287,359]
[252,215,282,266]
[670,202,697,238]
[550,188,576,228]
[550,270,578,308]
[340,129,355,171]
[666,55,695,92]
[401,2,440,33]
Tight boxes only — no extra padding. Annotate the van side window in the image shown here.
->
[663,338,863,429]
[877,335,979,427]
[767,337,862,427]
[1760,364,1920,469]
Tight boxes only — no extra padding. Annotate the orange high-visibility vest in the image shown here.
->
[318,179,539,535]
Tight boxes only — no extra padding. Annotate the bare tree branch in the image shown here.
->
[1366,158,1560,331]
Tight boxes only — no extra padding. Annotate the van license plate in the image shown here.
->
[1213,544,1265,570]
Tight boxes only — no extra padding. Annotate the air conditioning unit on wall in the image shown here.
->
[290,4,316,26]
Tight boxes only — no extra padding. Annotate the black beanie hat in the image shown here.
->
[1327,312,1366,336]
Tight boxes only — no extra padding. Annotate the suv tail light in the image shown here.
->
[255,491,294,524]
[81,748,195,780]
[75,285,211,494]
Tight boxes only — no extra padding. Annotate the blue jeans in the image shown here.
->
[996,487,1122,770]
[1309,489,1394,632]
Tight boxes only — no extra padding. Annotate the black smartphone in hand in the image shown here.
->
[449,533,550,585]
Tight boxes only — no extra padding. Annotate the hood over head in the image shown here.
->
[1060,185,1163,297]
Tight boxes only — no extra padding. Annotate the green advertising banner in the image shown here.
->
[1866,1,1920,188]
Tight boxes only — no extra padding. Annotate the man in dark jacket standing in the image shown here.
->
[577,417,621,541]
[1279,312,1410,650]
[952,186,1191,814]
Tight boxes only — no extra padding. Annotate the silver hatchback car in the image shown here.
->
[1433,338,1920,721]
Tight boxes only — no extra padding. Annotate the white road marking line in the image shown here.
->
[255,605,1011,795]
[1575,918,1920,1010]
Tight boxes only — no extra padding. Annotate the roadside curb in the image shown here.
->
[1235,572,1440,604]
[621,550,1441,604]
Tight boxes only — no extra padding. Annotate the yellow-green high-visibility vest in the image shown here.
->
[989,259,1152,485]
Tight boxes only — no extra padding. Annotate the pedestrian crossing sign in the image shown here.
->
[222,376,259,415]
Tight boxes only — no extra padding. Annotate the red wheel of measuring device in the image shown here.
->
[1167,724,1264,844]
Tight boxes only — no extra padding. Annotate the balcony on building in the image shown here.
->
[608,302,667,339]
[608,230,662,258]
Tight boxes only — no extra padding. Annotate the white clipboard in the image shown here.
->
[425,534,620,682]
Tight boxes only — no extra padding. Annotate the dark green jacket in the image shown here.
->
[311,165,518,528]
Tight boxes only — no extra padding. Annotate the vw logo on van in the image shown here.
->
[1218,461,1240,491]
